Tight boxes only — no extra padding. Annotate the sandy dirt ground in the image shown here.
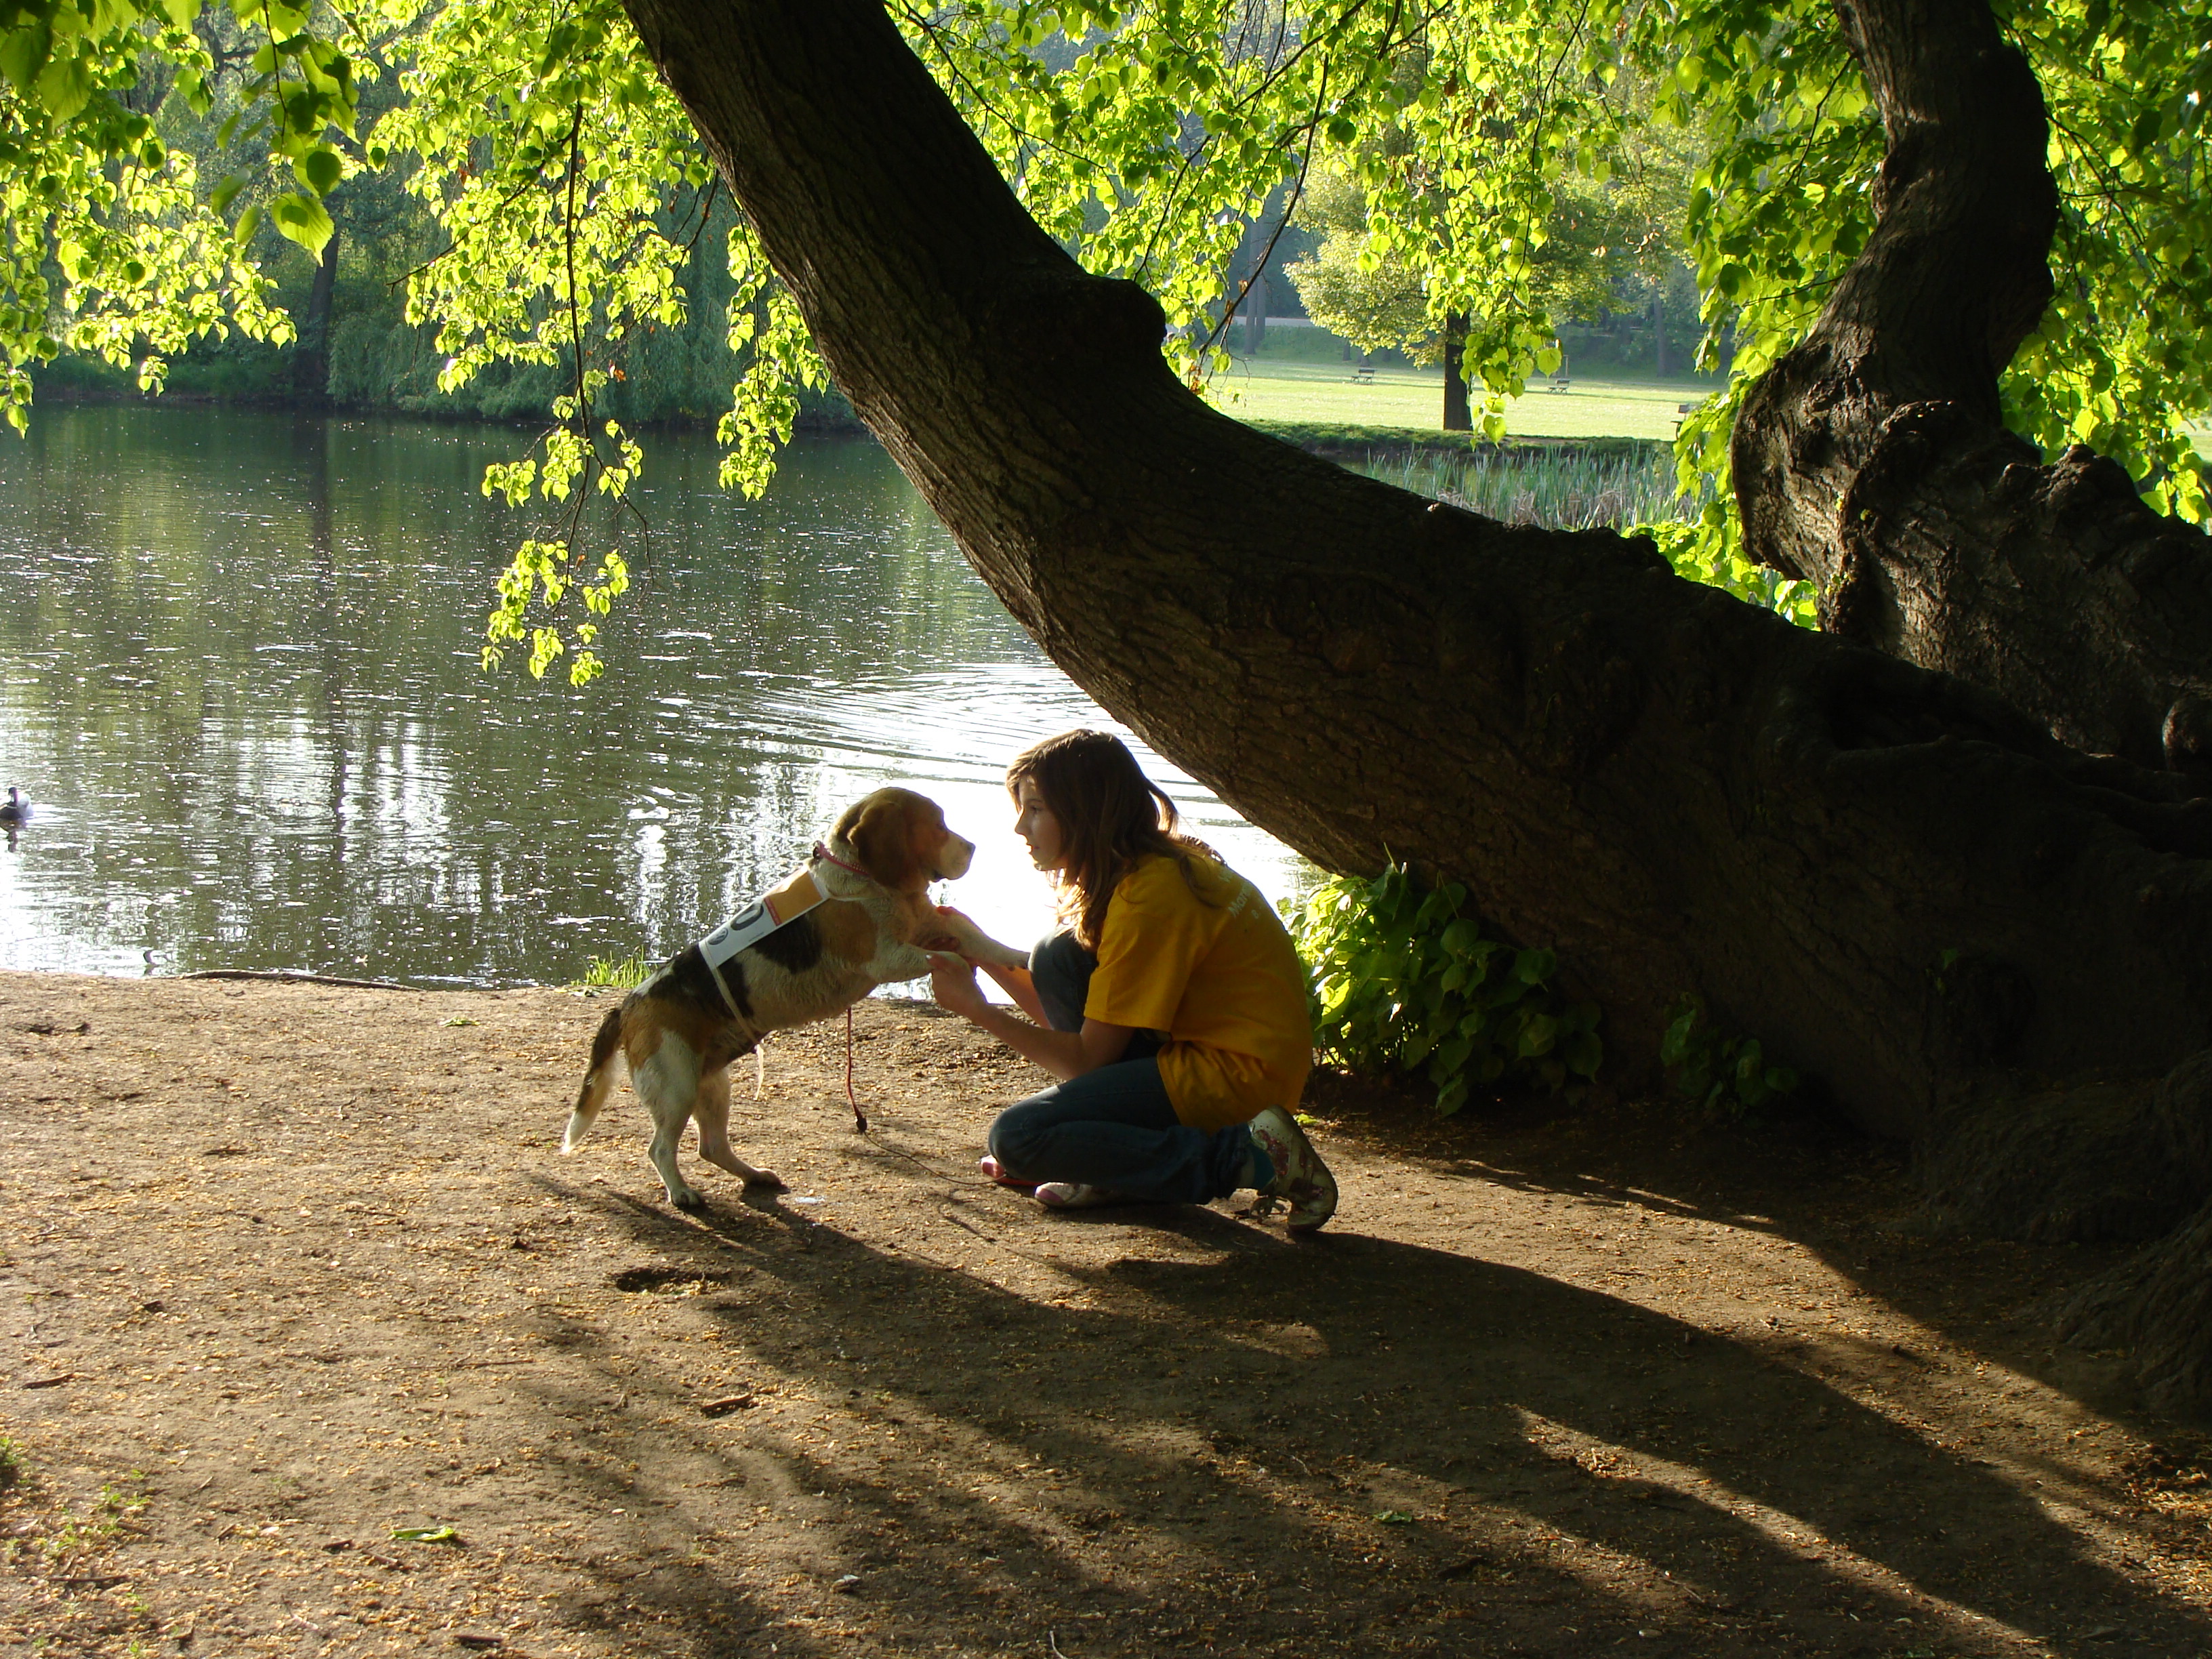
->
[1,969,2209,1659]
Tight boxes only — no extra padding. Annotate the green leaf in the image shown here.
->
[294,146,342,197]
[270,191,335,255]
[0,20,52,95]
[390,1524,460,1544]
[209,174,245,216]
[33,47,91,119]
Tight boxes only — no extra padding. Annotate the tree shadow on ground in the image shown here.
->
[506,1161,2205,1659]
[1315,1071,2173,1423]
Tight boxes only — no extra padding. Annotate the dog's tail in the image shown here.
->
[564,1006,626,1153]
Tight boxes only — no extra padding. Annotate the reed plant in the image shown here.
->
[1358,443,1816,623]
[1359,443,1695,532]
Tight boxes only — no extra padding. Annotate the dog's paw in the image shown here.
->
[744,1170,788,1193]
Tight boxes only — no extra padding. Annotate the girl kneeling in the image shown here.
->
[928,729,1336,1231]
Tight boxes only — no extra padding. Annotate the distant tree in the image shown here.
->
[1280,161,1427,354]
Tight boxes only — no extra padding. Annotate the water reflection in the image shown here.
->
[0,406,1307,986]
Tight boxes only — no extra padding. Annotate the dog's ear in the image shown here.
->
[834,790,923,890]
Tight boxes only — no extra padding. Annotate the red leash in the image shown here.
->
[844,1004,867,1133]
[814,844,872,1133]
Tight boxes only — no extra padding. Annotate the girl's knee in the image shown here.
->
[1028,930,1095,1033]
[1028,928,1089,976]
[988,1101,1047,1168]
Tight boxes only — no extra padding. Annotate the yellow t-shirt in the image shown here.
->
[1082,853,1313,1132]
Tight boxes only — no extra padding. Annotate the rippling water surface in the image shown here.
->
[0,406,1307,987]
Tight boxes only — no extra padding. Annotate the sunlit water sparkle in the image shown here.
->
[0,406,1309,992]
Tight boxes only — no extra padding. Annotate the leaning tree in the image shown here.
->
[604,0,2212,1404]
[4,0,2210,1404]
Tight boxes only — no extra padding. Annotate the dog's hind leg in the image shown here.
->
[630,1029,710,1210]
[694,1061,785,1191]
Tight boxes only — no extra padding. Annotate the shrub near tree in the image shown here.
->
[4,0,2212,1404]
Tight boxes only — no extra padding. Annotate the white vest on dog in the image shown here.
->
[699,863,830,972]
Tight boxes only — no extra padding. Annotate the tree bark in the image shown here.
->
[1442,311,1471,433]
[1732,0,2212,773]
[617,0,2212,1394]
[292,226,341,407]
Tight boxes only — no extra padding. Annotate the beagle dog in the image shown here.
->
[565,787,1025,1209]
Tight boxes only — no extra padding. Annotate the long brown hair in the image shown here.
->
[1008,730,1217,949]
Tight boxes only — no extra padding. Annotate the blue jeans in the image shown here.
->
[987,932,1254,1203]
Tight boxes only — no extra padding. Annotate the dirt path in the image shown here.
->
[2,970,2208,1658]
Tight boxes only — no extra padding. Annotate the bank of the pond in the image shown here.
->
[5,970,2208,1658]
[28,380,1670,461]
[1244,419,1666,462]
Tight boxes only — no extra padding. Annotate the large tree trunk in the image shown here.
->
[1442,312,1471,434]
[1732,0,2212,773]
[291,226,340,407]
[618,0,2212,1401]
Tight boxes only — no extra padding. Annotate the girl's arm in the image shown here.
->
[930,956,1134,1081]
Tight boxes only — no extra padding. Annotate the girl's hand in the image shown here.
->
[928,951,989,1020]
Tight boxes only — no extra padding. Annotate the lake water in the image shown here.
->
[0,406,1305,989]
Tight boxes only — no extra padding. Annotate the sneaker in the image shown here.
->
[1034,1181,1130,1210]
[1247,1106,1337,1233]
[979,1155,1036,1191]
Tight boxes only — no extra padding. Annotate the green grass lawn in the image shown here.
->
[1200,356,1723,442]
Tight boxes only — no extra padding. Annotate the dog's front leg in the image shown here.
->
[931,913,1031,970]
[692,1064,785,1191]
[862,939,937,984]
